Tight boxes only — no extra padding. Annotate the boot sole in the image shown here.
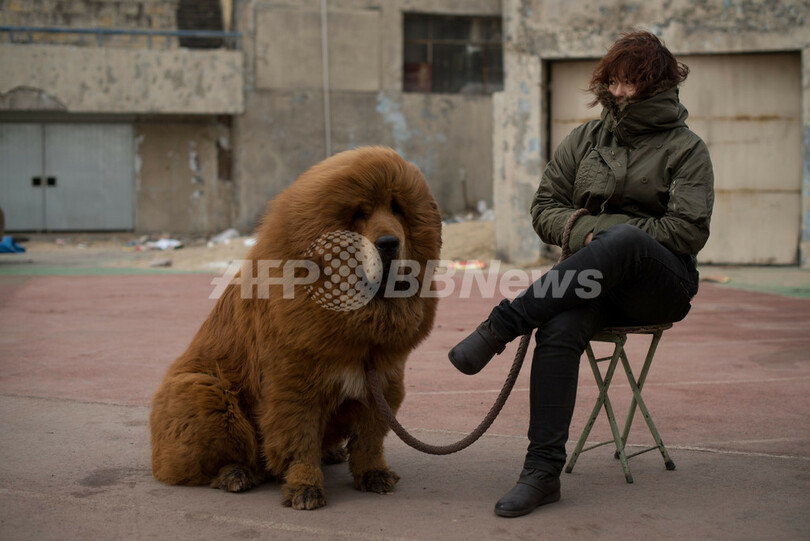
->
[493,489,561,518]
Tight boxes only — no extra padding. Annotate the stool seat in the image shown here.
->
[565,323,675,483]
[594,322,672,339]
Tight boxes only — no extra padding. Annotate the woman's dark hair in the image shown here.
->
[589,31,689,102]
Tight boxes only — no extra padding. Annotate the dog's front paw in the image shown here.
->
[282,483,327,510]
[354,469,401,494]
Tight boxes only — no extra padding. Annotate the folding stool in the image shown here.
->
[564,323,676,483]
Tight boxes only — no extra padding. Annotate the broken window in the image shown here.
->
[403,14,503,95]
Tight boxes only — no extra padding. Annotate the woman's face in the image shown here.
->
[608,77,637,102]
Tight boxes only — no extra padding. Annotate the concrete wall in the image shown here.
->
[135,118,234,234]
[1,0,179,38]
[233,0,501,231]
[495,0,810,267]
[0,45,244,115]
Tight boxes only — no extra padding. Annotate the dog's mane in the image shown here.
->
[241,147,442,354]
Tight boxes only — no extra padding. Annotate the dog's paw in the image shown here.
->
[210,464,260,493]
[354,469,401,494]
[282,484,327,510]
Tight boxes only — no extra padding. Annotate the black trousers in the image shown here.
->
[487,224,699,475]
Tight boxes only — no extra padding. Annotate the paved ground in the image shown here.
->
[1,256,809,540]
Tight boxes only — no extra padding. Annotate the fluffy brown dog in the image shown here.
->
[150,147,442,510]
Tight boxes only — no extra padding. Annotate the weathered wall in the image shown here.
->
[233,0,501,231]
[0,0,179,32]
[0,44,244,114]
[496,0,810,266]
[135,119,233,234]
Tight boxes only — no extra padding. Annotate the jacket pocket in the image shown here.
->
[574,148,610,209]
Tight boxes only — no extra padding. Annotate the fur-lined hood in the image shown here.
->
[593,82,688,145]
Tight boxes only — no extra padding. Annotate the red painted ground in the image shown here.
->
[1,273,809,539]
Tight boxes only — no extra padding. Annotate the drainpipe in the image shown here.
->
[320,0,332,157]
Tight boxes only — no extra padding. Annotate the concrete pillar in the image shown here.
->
[802,48,810,269]
[492,51,543,265]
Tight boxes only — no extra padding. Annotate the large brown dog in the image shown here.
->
[150,147,442,510]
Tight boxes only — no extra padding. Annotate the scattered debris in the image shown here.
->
[208,228,241,247]
[442,202,495,225]
[149,258,173,268]
[146,238,183,251]
[122,236,183,252]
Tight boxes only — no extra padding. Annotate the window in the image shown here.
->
[177,0,225,49]
[403,14,503,95]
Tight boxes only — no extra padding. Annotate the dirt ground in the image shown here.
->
[6,221,810,298]
[12,219,500,272]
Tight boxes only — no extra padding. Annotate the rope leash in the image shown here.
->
[364,334,530,455]
[364,209,590,455]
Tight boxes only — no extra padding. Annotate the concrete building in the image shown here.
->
[231,0,501,232]
[1,0,809,268]
[0,0,242,234]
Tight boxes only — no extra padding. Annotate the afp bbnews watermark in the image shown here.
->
[209,230,602,311]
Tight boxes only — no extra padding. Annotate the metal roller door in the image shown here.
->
[0,123,134,231]
[548,53,802,264]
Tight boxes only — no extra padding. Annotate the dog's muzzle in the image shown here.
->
[375,235,404,292]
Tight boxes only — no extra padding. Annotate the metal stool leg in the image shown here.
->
[619,331,676,470]
[617,330,662,449]
[566,336,634,483]
[565,344,606,475]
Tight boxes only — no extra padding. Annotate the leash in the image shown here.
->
[364,209,590,455]
[364,334,530,455]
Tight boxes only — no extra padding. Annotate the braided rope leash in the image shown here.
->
[364,334,530,455]
[364,208,590,455]
[559,208,592,262]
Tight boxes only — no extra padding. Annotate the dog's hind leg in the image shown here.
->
[150,372,261,491]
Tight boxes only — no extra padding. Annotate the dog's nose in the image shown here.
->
[375,235,400,254]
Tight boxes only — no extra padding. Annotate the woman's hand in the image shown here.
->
[584,232,594,246]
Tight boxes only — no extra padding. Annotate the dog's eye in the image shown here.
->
[352,208,367,222]
[391,200,403,217]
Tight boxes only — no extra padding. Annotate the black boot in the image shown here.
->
[448,321,508,375]
[494,468,561,518]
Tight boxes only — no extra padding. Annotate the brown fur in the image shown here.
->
[149,147,442,510]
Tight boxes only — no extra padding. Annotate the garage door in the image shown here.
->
[548,53,802,264]
[0,123,134,231]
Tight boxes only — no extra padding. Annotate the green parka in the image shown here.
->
[531,86,714,257]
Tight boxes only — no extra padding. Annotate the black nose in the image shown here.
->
[375,235,400,254]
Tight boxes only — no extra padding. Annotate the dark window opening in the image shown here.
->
[177,0,224,49]
[404,14,503,95]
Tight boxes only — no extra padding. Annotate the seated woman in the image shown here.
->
[449,30,714,518]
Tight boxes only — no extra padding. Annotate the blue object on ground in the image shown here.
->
[0,236,26,253]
